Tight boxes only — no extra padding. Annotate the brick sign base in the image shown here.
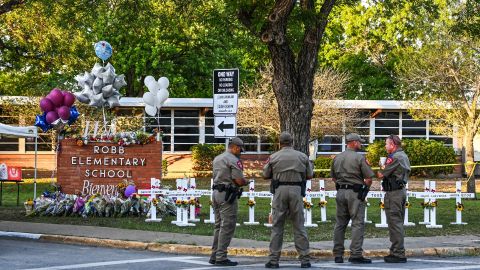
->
[57,139,162,196]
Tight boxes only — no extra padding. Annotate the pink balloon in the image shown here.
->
[45,111,59,124]
[63,92,76,107]
[39,98,54,112]
[57,106,71,120]
[49,88,64,107]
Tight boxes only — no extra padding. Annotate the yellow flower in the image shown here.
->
[456,203,464,211]
[247,199,256,207]
[379,202,385,209]
[405,202,411,208]
[318,201,327,208]
[175,199,182,206]
[304,201,313,209]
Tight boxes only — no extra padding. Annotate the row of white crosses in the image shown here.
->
[140,178,472,228]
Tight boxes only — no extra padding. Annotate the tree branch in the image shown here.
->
[237,4,260,37]
[0,0,26,16]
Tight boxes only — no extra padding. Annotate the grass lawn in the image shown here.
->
[0,180,479,242]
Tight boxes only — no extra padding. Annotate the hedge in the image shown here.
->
[313,156,333,178]
[365,139,456,176]
[191,144,225,177]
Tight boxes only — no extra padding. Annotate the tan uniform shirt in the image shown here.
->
[331,148,374,185]
[381,148,411,183]
[212,151,244,185]
[263,146,313,182]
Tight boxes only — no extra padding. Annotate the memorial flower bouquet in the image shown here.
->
[456,202,464,211]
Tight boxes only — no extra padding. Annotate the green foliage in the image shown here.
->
[191,144,225,177]
[366,139,456,176]
[162,159,168,177]
[313,156,333,178]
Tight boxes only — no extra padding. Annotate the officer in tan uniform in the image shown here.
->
[331,133,374,264]
[263,132,313,269]
[209,137,247,266]
[377,134,410,263]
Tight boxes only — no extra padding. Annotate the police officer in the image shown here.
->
[210,137,248,266]
[331,133,374,264]
[263,132,313,269]
[377,134,410,263]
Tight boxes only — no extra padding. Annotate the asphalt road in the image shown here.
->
[1,238,480,270]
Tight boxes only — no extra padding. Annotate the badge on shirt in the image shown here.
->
[236,160,244,170]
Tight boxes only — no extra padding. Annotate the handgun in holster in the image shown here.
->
[357,185,370,201]
[301,180,307,197]
[270,179,279,194]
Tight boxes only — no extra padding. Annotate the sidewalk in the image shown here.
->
[1,220,479,259]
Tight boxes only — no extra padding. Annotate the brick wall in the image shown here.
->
[57,139,162,195]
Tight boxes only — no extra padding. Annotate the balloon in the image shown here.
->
[49,89,64,107]
[57,106,71,120]
[144,105,157,116]
[73,63,125,108]
[63,92,76,107]
[124,185,136,197]
[143,92,155,106]
[51,118,67,131]
[45,111,59,124]
[158,77,169,89]
[68,106,80,125]
[156,88,169,108]
[34,114,50,132]
[94,41,113,61]
[144,76,156,88]
[39,98,54,112]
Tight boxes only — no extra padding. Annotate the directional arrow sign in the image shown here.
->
[214,115,237,138]
[218,121,234,132]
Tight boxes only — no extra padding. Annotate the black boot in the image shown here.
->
[348,257,372,264]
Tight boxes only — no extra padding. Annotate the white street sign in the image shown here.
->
[214,115,237,138]
[213,69,239,114]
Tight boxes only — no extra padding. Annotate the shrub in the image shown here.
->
[366,139,456,176]
[313,156,333,178]
[191,144,225,177]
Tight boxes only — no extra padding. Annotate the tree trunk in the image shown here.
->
[125,68,135,97]
[464,131,477,197]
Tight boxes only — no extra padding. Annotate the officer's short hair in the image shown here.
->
[387,134,402,146]
[279,132,293,145]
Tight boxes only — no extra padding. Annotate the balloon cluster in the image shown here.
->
[143,76,169,116]
[73,63,126,108]
[35,89,80,132]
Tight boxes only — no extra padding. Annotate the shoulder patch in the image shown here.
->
[236,160,244,170]
[386,157,394,165]
[365,159,371,166]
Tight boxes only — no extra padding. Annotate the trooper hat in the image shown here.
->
[230,137,245,152]
[346,133,365,143]
[279,132,293,145]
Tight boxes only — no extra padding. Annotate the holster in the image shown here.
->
[270,179,279,194]
[225,185,242,204]
[301,180,306,197]
[357,185,370,201]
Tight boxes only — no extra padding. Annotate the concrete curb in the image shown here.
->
[35,234,480,259]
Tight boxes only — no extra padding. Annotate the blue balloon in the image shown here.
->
[68,106,80,125]
[34,113,50,132]
[94,41,113,61]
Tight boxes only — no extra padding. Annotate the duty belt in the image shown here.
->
[336,184,354,190]
[278,182,302,186]
[212,184,227,192]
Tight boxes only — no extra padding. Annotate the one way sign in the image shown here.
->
[214,115,237,138]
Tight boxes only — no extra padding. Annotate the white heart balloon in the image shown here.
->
[142,92,155,106]
[145,105,157,116]
[158,77,169,89]
[156,88,169,108]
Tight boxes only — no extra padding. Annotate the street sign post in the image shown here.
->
[213,69,239,139]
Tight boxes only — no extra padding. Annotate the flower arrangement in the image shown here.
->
[405,202,411,208]
[209,200,213,206]
[318,200,327,208]
[189,198,196,206]
[181,199,189,207]
[379,202,385,209]
[151,198,159,206]
[421,202,429,208]
[429,201,438,208]
[303,198,313,209]
[421,201,437,209]
[175,199,182,206]
[456,202,464,211]
[24,198,34,215]
[73,129,160,146]
[247,199,256,208]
